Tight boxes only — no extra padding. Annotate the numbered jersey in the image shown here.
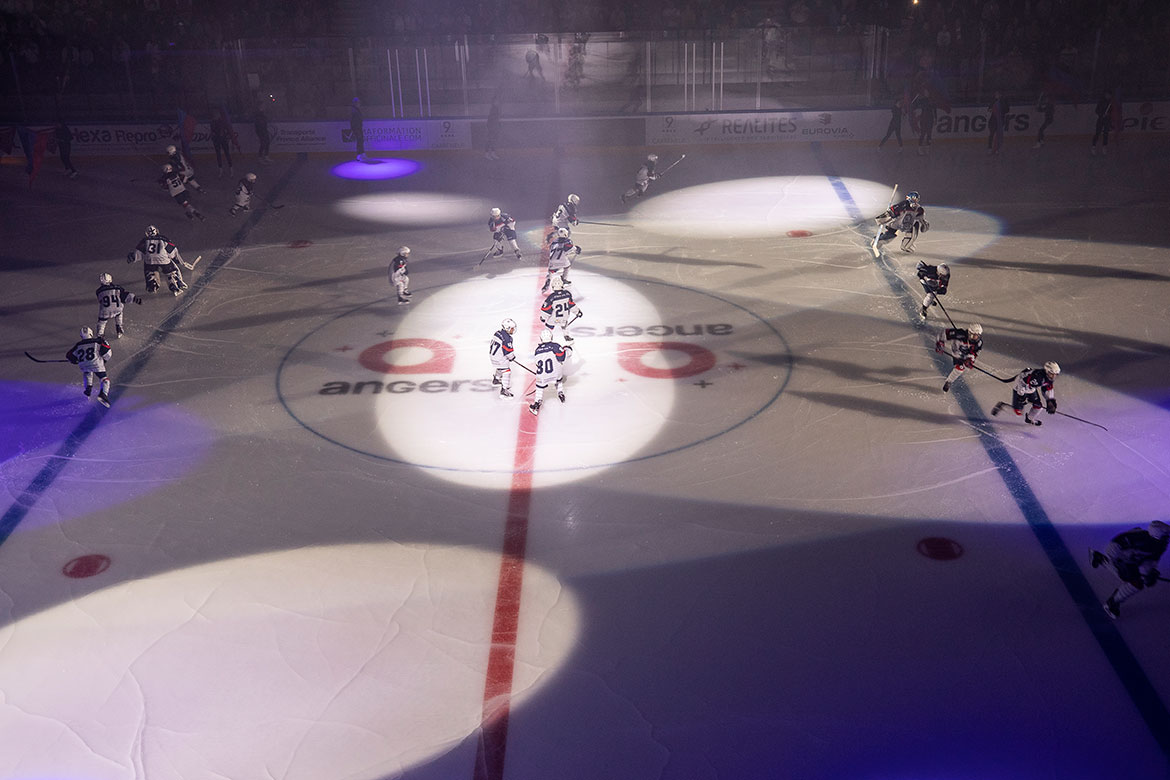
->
[134,235,180,266]
[940,327,981,360]
[532,341,568,383]
[489,328,515,368]
[96,283,135,320]
[67,337,111,373]
[548,236,578,268]
[540,290,578,324]
[488,213,517,238]
[159,170,187,197]
[550,202,577,231]
[1014,368,1054,400]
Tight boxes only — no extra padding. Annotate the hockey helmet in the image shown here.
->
[938,263,950,276]
[557,228,570,238]
[907,190,920,204]
[398,246,410,257]
[99,272,113,285]
[245,172,257,182]
[165,145,177,155]
[145,225,159,237]
[80,326,93,339]
[490,207,501,218]
[501,318,516,334]
[550,275,564,291]
[647,153,658,163]
[968,323,983,337]
[539,329,553,343]
[1150,521,1169,540]
[162,164,174,174]
[567,194,580,205]
[1044,361,1061,376]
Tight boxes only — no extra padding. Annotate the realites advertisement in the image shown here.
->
[647,111,886,145]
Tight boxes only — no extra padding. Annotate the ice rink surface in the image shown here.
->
[2,133,1170,779]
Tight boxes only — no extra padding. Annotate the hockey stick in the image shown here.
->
[870,184,898,257]
[934,296,958,329]
[939,349,1014,383]
[1056,410,1108,431]
[180,254,202,270]
[514,361,538,375]
[24,352,71,363]
[657,154,686,177]
[476,245,499,267]
[577,220,630,227]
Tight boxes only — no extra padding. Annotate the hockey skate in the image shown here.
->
[492,375,501,386]
[1090,549,1107,569]
[920,305,929,318]
[83,386,92,397]
[397,297,411,305]
[1024,416,1042,427]
[1103,597,1120,619]
[116,327,125,339]
[499,388,514,398]
[97,393,110,408]
[942,381,951,392]
[514,251,523,260]
[558,391,566,403]
[529,400,542,416]
[991,402,1007,416]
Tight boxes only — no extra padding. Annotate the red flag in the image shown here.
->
[28,128,55,188]
[181,113,197,143]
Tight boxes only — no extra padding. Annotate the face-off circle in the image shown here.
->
[278,271,792,489]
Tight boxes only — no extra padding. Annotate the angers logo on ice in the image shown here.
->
[276,273,792,488]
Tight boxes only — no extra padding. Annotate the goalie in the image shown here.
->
[872,190,928,255]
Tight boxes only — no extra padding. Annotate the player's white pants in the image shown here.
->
[945,364,966,386]
[492,364,513,391]
[83,372,110,397]
[542,316,574,342]
[532,377,563,404]
[393,273,410,299]
[97,314,123,336]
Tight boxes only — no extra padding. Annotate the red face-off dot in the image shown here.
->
[62,554,112,578]
[916,537,964,560]
[786,230,813,238]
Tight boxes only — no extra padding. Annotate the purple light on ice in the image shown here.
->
[331,158,421,180]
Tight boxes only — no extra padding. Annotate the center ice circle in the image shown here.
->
[277,271,792,489]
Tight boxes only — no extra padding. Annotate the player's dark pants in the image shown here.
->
[212,136,232,169]
[1092,117,1110,147]
[1011,390,1041,413]
[257,130,270,158]
[59,139,77,173]
[879,118,902,147]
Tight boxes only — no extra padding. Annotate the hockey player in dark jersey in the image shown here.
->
[1091,521,1169,619]
[916,261,949,318]
[991,362,1059,426]
[67,326,113,407]
[872,191,927,256]
[529,329,572,416]
[95,272,142,338]
[935,323,982,392]
[483,207,523,262]
[127,225,193,295]
[539,275,582,343]
[165,144,203,192]
[389,246,411,304]
[621,154,658,204]
[158,164,204,221]
[489,318,518,398]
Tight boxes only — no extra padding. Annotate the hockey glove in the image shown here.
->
[965,356,975,368]
[1046,399,1057,414]
[935,340,944,354]
[1143,569,1159,587]
[127,252,137,264]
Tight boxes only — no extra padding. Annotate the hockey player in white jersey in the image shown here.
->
[528,329,571,416]
[389,246,411,304]
[158,164,204,221]
[67,326,113,407]
[489,318,518,398]
[991,362,1060,426]
[483,207,523,261]
[935,323,982,392]
[127,225,193,295]
[539,275,582,343]
[229,172,257,215]
[621,154,658,204]
[542,228,581,292]
[1091,520,1169,619]
[165,144,203,192]
[547,194,580,242]
[873,190,927,255]
[95,272,142,338]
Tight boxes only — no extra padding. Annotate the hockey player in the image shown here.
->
[483,207,523,262]
[127,225,192,295]
[991,362,1060,426]
[917,261,950,318]
[872,190,927,255]
[229,172,257,215]
[67,327,112,407]
[158,164,204,221]
[528,329,571,416]
[621,154,658,204]
[539,275,582,343]
[165,144,203,192]
[95,272,142,339]
[542,228,581,292]
[389,246,411,304]
[489,318,518,398]
[935,323,982,392]
[548,194,580,242]
[1091,520,1169,619]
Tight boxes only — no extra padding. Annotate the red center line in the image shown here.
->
[473,246,552,780]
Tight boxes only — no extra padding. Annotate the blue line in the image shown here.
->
[0,155,307,550]
[810,141,1170,761]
